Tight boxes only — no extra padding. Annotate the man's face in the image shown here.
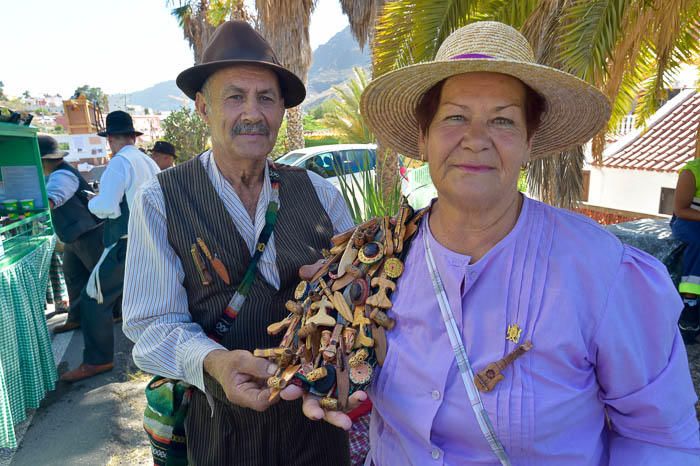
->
[151,151,175,170]
[195,65,285,163]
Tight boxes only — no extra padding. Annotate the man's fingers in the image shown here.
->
[323,410,353,431]
[280,384,304,401]
[347,390,367,411]
[233,350,278,379]
[229,383,274,412]
[301,395,325,421]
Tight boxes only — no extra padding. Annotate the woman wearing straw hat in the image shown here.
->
[285,21,700,465]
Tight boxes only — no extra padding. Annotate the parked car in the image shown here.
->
[275,144,377,188]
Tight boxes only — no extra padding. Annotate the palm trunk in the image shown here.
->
[286,107,305,151]
[526,146,584,209]
[376,142,398,205]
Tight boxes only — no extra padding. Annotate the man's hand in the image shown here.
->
[280,384,368,431]
[203,349,278,412]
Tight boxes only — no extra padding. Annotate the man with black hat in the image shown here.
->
[123,20,355,465]
[60,111,160,382]
[40,135,104,334]
[149,140,177,170]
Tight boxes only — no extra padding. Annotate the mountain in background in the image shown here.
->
[108,26,369,112]
[109,81,191,112]
[305,25,370,108]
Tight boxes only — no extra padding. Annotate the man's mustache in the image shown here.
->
[232,122,270,135]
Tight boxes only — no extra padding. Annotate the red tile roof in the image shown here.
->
[601,91,700,172]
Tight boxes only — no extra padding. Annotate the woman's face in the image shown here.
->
[419,72,532,207]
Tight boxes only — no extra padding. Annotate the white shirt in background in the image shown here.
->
[88,144,160,219]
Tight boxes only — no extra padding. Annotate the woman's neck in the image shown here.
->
[428,192,523,262]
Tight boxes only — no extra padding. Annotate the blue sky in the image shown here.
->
[1,0,348,98]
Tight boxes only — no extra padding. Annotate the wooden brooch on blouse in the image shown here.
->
[255,201,426,410]
[474,341,533,393]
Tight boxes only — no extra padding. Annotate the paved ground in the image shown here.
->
[4,312,700,465]
[6,314,151,466]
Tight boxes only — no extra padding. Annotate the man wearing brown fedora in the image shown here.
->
[149,140,177,170]
[123,20,354,464]
[60,110,160,382]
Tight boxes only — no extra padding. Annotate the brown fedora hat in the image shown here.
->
[176,20,306,108]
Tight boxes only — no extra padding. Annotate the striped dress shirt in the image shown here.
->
[123,151,354,392]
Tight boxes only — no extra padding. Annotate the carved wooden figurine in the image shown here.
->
[474,341,533,393]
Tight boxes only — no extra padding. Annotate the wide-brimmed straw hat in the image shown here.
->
[176,20,306,108]
[361,21,611,159]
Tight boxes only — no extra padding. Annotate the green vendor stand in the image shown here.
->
[0,122,58,448]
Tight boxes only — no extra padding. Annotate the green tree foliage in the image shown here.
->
[322,67,373,144]
[161,107,210,162]
[308,100,336,120]
[72,85,109,111]
[0,81,6,101]
[270,117,288,159]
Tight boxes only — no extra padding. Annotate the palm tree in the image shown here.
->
[166,1,390,183]
[323,67,374,143]
[372,0,700,208]
[168,1,217,64]
[256,0,316,151]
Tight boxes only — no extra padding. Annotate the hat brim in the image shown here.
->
[97,130,144,137]
[176,59,306,108]
[41,151,68,160]
[360,59,611,159]
[150,149,176,157]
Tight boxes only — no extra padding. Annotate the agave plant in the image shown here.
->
[333,152,403,225]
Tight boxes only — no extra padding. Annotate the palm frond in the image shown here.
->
[526,147,585,209]
[559,0,634,81]
[171,4,193,28]
[323,68,373,143]
[372,0,479,76]
[478,0,542,29]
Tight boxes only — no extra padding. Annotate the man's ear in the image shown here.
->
[195,92,208,123]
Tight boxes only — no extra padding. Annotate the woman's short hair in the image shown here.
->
[415,76,546,140]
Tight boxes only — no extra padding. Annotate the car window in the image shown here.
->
[276,151,307,166]
[304,152,336,178]
[336,149,376,174]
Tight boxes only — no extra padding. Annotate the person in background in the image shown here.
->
[149,140,177,171]
[39,135,104,334]
[671,156,700,344]
[59,112,160,382]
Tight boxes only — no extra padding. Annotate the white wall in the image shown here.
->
[587,166,678,216]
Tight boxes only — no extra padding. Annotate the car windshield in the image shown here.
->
[276,151,307,166]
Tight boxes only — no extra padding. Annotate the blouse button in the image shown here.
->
[431,448,442,460]
[431,390,441,400]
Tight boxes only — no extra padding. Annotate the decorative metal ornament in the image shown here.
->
[294,281,309,300]
[358,241,384,264]
[383,257,404,279]
[506,323,523,344]
[349,360,373,385]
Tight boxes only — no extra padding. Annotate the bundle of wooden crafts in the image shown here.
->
[255,202,427,411]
